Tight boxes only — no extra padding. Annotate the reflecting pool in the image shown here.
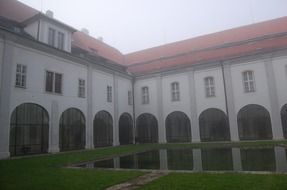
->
[75,146,287,173]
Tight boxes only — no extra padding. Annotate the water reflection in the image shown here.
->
[76,146,287,173]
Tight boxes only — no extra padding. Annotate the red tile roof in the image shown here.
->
[72,31,124,64]
[0,0,38,22]
[125,16,287,74]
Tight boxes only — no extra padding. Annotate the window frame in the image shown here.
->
[171,82,180,101]
[204,76,215,97]
[107,85,112,102]
[128,90,133,105]
[15,64,27,88]
[48,27,56,46]
[242,70,256,93]
[78,79,85,98]
[45,70,63,95]
[57,31,65,50]
[142,86,149,104]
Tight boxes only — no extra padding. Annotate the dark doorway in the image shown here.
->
[165,111,191,142]
[119,113,133,145]
[10,103,49,156]
[59,108,85,151]
[237,104,273,140]
[199,108,230,141]
[281,104,287,139]
[94,111,113,147]
[136,113,158,143]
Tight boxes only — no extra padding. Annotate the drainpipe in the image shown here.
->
[221,61,229,118]
[132,77,136,144]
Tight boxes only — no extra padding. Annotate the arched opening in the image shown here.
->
[199,108,230,141]
[165,111,191,142]
[119,113,133,145]
[237,104,273,140]
[136,113,158,143]
[281,104,287,139]
[10,103,49,156]
[59,108,85,151]
[94,111,113,147]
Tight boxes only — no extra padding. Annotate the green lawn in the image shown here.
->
[0,141,287,190]
[139,173,287,190]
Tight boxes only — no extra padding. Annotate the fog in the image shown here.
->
[19,0,287,53]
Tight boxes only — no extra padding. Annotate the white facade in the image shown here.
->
[0,13,287,159]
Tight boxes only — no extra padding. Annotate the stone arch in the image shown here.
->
[10,103,49,156]
[136,113,158,143]
[237,104,273,140]
[59,108,86,151]
[199,108,230,141]
[165,111,191,142]
[93,110,113,147]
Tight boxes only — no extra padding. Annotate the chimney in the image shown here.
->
[98,36,103,42]
[81,28,89,35]
[46,10,54,18]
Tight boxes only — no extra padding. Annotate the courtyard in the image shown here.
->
[1,141,287,190]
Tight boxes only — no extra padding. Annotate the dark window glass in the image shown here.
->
[136,113,158,143]
[59,108,85,151]
[54,73,62,94]
[237,104,273,140]
[280,104,287,139]
[57,32,65,50]
[48,28,55,46]
[45,71,53,92]
[9,103,49,156]
[165,111,191,142]
[119,113,133,145]
[93,111,113,147]
[199,108,230,141]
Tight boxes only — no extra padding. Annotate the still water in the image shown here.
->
[75,147,287,173]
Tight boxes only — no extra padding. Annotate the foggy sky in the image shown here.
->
[18,0,287,54]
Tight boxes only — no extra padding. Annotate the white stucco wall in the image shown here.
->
[194,67,227,116]
[10,44,88,119]
[161,73,191,121]
[272,56,287,110]
[92,70,114,118]
[134,77,158,119]
[230,60,271,114]
[117,77,133,118]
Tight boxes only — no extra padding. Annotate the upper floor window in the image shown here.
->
[57,32,65,50]
[48,28,65,50]
[107,85,112,102]
[78,79,85,98]
[171,82,180,101]
[45,71,62,94]
[204,77,215,97]
[48,28,55,46]
[15,64,27,88]
[242,71,255,93]
[128,90,133,105]
[142,86,149,104]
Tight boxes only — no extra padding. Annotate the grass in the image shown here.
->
[139,173,287,190]
[0,141,287,190]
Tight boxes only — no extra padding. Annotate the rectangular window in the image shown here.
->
[107,85,112,102]
[48,28,55,46]
[204,77,215,97]
[45,71,62,94]
[142,86,149,104]
[171,82,180,101]
[57,32,65,50]
[242,71,255,93]
[15,64,27,88]
[78,79,85,98]
[128,90,133,105]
